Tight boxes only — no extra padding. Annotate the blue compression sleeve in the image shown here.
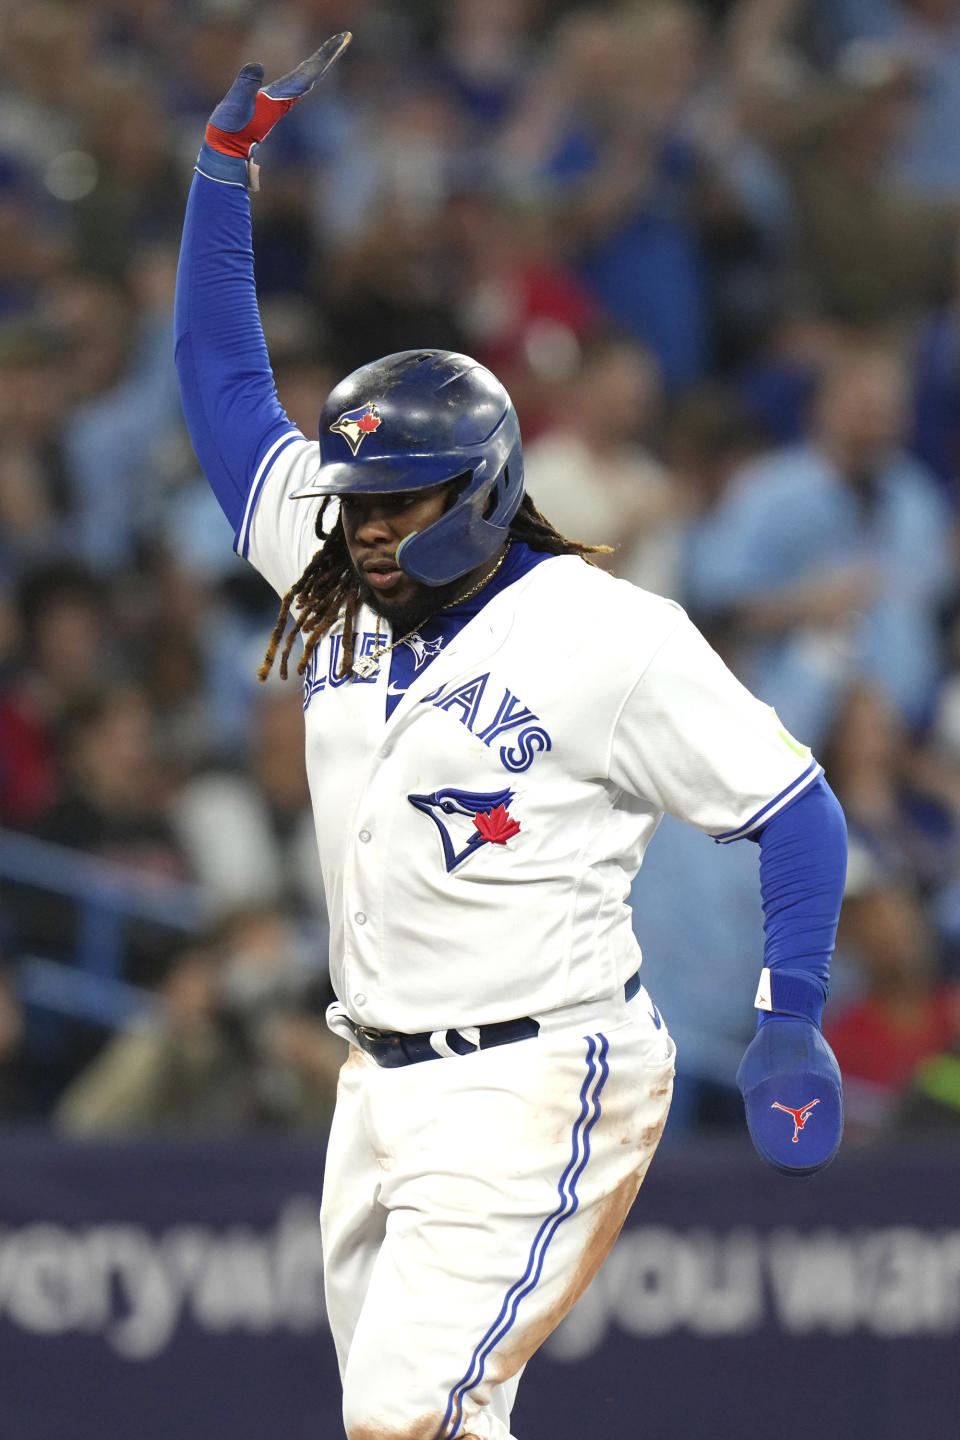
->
[174,168,297,536]
[752,775,847,1026]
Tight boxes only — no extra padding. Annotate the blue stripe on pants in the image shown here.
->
[436,1032,610,1439]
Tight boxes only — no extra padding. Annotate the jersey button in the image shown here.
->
[355,911,367,925]
[354,992,367,1006]
[359,829,371,843]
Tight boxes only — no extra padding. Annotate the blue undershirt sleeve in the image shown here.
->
[174,169,297,538]
[750,775,847,1025]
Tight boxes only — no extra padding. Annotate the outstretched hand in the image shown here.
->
[205,31,352,159]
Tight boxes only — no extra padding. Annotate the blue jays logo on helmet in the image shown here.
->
[287,350,525,588]
[408,786,516,873]
[329,402,382,456]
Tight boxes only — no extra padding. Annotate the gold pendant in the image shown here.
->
[353,655,379,679]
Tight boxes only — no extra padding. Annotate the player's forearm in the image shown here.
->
[753,775,847,1019]
[174,167,295,534]
[176,38,351,536]
[738,776,846,1174]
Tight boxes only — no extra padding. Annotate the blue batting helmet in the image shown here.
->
[288,350,524,586]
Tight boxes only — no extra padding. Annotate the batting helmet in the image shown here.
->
[289,350,524,586]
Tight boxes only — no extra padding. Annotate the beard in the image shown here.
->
[355,570,469,635]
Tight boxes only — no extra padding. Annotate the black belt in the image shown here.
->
[347,969,642,1069]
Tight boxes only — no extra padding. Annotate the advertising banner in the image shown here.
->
[0,1134,957,1440]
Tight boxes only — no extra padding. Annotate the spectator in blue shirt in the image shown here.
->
[685,339,955,745]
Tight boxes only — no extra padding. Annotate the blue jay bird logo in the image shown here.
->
[402,633,445,670]
[409,786,518,872]
[329,402,382,455]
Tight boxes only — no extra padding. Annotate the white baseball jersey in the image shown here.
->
[241,434,821,1035]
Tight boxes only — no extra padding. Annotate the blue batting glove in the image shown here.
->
[737,1015,843,1176]
[737,968,843,1176]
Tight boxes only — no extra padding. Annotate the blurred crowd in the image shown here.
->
[2,0,960,1144]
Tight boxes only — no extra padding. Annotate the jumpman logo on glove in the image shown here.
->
[770,1098,820,1143]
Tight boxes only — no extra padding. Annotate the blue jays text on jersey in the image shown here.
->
[421,674,552,774]
[303,628,447,707]
[302,631,553,774]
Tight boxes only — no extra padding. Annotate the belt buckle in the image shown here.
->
[356,1024,387,1043]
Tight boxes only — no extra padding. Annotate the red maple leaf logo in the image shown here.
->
[357,409,381,434]
[473,804,521,845]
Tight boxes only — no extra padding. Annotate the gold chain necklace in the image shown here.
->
[352,541,512,679]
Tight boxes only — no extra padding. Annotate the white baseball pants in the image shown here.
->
[320,984,675,1440]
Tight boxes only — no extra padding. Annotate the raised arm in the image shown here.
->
[174,35,352,540]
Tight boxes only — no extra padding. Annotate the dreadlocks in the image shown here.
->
[510,493,612,566]
[258,493,612,685]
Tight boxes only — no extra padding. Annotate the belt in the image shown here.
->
[347,970,642,1069]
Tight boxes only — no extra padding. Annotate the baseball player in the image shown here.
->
[174,34,848,1440]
